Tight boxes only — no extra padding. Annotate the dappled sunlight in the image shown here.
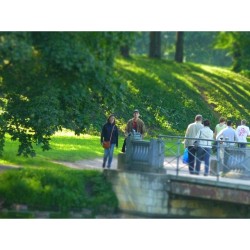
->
[116,58,170,90]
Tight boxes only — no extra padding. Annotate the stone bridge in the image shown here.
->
[104,135,250,218]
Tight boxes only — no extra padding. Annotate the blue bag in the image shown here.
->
[182,148,189,164]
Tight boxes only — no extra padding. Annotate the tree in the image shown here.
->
[214,32,250,72]
[0,32,126,156]
[149,32,161,58]
[119,32,136,58]
[175,32,184,63]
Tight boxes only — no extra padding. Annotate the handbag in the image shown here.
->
[103,141,111,149]
[102,125,115,149]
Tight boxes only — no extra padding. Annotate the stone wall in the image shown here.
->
[105,170,250,218]
[105,170,169,216]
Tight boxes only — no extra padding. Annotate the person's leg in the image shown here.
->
[121,138,127,152]
[102,148,109,168]
[188,146,195,173]
[107,144,115,168]
[204,148,211,175]
[195,147,203,174]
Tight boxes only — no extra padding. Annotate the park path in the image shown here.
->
[55,157,118,170]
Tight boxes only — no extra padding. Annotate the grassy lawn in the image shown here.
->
[0,131,120,217]
[0,131,126,168]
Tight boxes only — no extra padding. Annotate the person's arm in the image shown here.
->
[184,126,190,148]
[214,125,217,139]
[101,125,105,145]
[216,130,223,140]
[141,121,146,138]
[124,120,130,137]
[115,126,119,148]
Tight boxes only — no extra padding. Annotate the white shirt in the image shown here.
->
[216,126,238,144]
[195,126,214,148]
[236,125,250,142]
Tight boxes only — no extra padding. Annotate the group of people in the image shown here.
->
[100,109,146,169]
[100,110,250,172]
[184,115,250,176]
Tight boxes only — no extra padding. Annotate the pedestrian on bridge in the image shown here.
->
[184,114,204,174]
[236,119,250,148]
[195,119,214,176]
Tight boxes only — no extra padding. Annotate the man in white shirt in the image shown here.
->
[236,119,250,148]
[216,120,238,171]
[216,120,238,145]
[184,114,203,174]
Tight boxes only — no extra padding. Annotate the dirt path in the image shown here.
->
[55,157,118,170]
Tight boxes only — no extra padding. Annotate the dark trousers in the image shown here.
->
[121,138,126,153]
[188,146,197,173]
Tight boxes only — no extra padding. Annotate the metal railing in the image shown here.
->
[157,135,250,181]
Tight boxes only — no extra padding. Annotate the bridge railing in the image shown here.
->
[157,135,250,181]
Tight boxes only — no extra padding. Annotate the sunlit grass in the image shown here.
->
[0,131,124,168]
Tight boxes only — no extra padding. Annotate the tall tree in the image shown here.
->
[0,32,126,156]
[214,32,250,72]
[119,32,136,58]
[149,32,161,58]
[175,32,184,63]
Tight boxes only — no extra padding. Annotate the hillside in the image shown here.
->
[113,56,250,136]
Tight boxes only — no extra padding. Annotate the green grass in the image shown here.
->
[0,132,121,217]
[114,56,250,135]
[0,131,125,168]
[0,131,120,217]
[0,165,118,217]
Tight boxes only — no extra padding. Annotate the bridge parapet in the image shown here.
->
[118,133,165,173]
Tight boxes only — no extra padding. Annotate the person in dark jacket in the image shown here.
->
[101,114,118,169]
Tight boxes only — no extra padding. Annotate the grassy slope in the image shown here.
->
[0,56,250,166]
[114,56,250,136]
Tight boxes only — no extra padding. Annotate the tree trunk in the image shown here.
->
[175,32,184,63]
[149,32,161,58]
[120,45,130,58]
[232,42,241,72]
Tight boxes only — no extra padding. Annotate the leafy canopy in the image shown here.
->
[0,32,128,156]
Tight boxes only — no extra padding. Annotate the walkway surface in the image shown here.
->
[55,157,250,187]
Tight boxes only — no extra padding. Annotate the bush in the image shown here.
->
[0,166,118,217]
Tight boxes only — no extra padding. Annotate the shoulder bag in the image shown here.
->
[103,125,115,149]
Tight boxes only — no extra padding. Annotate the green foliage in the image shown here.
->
[0,32,249,158]
[215,32,250,72]
[0,166,118,215]
[114,56,250,134]
[0,32,128,156]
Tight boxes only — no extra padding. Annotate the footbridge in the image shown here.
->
[105,134,250,218]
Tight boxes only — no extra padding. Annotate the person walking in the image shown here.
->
[216,120,238,171]
[184,114,203,174]
[216,120,238,143]
[214,117,227,139]
[121,109,146,152]
[212,117,227,153]
[195,119,214,176]
[101,114,118,169]
[236,119,250,148]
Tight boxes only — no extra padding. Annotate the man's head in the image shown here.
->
[195,114,202,122]
[227,120,232,126]
[219,117,226,123]
[133,109,140,119]
[203,119,210,127]
[241,119,247,125]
